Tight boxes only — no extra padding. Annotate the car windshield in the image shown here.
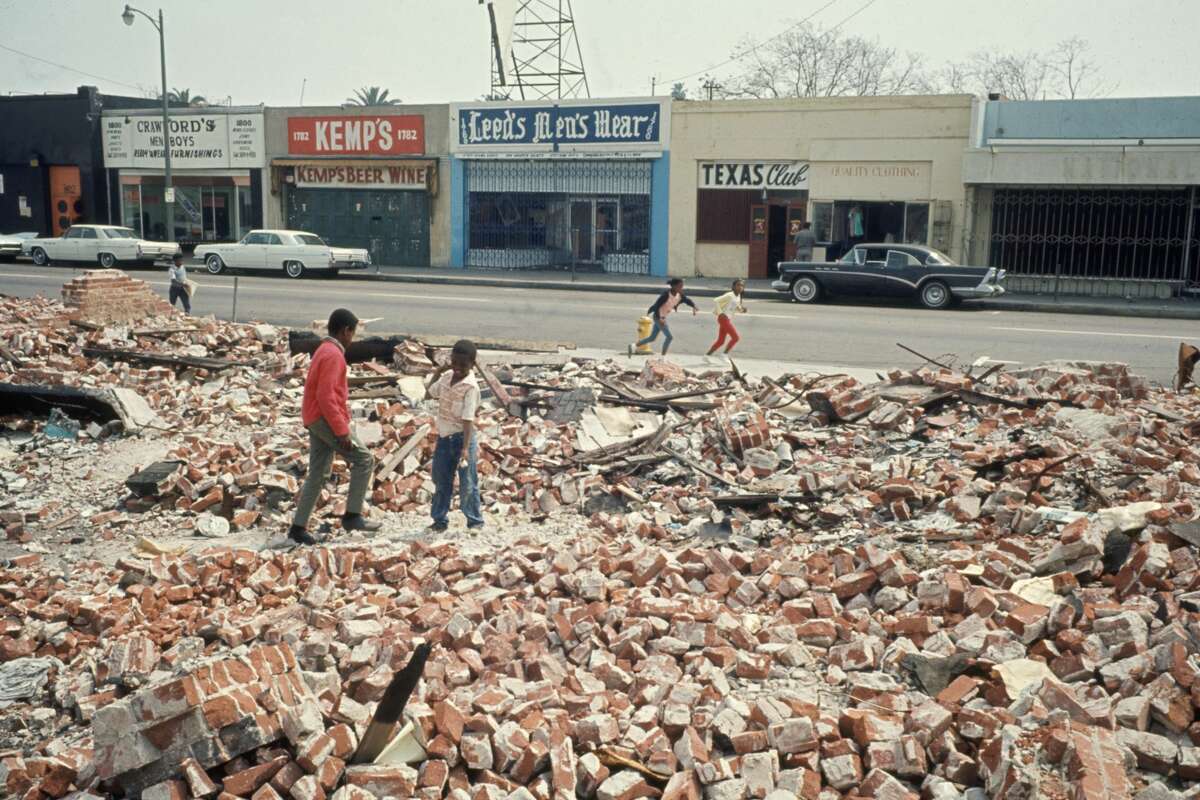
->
[296,234,326,246]
[924,248,956,265]
[104,228,138,239]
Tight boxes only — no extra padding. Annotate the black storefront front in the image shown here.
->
[0,86,158,236]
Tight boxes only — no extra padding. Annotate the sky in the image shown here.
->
[0,0,1197,105]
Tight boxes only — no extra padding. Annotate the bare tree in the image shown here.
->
[937,38,1113,99]
[721,23,934,99]
[1048,37,1112,99]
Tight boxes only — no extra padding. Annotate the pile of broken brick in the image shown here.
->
[4,276,1200,798]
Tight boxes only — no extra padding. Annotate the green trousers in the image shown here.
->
[291,417,374,528]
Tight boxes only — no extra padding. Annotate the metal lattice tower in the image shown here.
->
[488,0,590,100]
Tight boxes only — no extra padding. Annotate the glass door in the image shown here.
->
[570,199,594,263]
[594,199,618,265]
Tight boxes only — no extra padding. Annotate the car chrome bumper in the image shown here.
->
[332,260,370,270]
[0,245,21,256]
[951,284,1006,299]
[770,279,790,292]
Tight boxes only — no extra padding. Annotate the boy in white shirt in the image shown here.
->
[425,339,485,532]
[167,253,191,314]
[707,279,747,356]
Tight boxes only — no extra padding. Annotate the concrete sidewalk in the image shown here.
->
[357,265,1200,320]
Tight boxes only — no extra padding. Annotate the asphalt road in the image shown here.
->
[2,263,1196,385]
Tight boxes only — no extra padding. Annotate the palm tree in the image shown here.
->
[159,88,207,106]
[346,86,401,106]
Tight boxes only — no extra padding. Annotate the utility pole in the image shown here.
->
[702,79,722,101]
[651,76,656,95]
[122,4,174,242]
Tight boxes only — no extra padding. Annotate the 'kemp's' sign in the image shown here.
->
[451,98,668,158]
[287,115,424,157]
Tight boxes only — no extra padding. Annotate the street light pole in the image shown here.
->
[123,4,173,242]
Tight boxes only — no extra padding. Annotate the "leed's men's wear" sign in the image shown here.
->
[699,161,810,191]
[102,112,264,169]
[450,98,669,158]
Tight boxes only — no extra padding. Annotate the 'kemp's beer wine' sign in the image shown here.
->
[451,98,669,158]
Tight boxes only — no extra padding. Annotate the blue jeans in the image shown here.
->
[636,317,673,354]
[431,433,484,527]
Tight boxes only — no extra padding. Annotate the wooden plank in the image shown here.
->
[660,445,739,487]
[376,424,432,480]
[349,387,400,400]
[351,642,432,764]
[82,346,246,372]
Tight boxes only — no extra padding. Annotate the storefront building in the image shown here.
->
[0,86,159,237]
[450,98,670,275]
[264,105,449,266]
[963,97,1200,297]
[103,106,265,245]
[668,95,974,278]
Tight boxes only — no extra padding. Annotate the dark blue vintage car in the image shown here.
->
[771,243,1006,309]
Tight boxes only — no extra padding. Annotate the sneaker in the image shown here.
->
[427,521,449,533]
[341,513,383,532]
[287,525,320,546]
[467,521,486,531]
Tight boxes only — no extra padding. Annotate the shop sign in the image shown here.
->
[287,115,424,157]
[699,161,809,190]
[292,160,435,191]
[103,112,264,169]
[451,98,668,158]
[810,161,931,200]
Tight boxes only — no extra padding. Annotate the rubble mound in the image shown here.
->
[61,269,176,325]
[3,292,1200,799]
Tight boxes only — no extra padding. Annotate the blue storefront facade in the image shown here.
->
[449,98,670,276]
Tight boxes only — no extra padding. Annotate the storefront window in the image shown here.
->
[812,202,834,243]
[119,176,251,243]
[904,202,930,246]
[469,192,650,264]
[121,185,142,235]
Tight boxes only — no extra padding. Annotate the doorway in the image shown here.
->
[767,205,787,276]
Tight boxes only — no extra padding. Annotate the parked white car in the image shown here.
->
[21,225,180,267]
[194,230,371,278]
[0,232,37,262]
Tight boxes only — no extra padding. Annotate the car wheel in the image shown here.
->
[919,280,951,310]
[205,254,226,275]
[31,247,49,266]
[285,261,306,279]
[99,252,117,268]
[791,276,820,304]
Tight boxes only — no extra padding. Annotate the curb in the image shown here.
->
[355,271,1200,319]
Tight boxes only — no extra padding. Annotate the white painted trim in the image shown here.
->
[986,138,1200,147]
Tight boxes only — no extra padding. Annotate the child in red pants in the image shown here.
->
[707,279,747,356]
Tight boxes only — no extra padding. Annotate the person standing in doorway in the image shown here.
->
[167,253,191,314]
[629,278,697,356]
[707,279,747,357]
[426,339,485,533]
[288,308,382,545]
[792,221,816,264]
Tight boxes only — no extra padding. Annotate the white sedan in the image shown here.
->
[22,225,180,267]
[0,232,37,262]
[195,230,371,278]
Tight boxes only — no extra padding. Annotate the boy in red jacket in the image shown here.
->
[288,308,381,545]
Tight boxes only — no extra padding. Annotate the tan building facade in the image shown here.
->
[668,95,975,279]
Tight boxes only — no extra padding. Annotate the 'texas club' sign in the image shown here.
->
[287,115,424,156]
[451,98,668,158]
[699,161,810,191]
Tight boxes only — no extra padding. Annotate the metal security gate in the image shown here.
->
[288,188,430,267]
[465,159,652,273]
[989,186,1200,283]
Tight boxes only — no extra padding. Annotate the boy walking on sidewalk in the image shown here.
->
[288,308,381,545]
[426,339,485,532]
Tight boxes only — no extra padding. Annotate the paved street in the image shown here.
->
[3,264,1196,385]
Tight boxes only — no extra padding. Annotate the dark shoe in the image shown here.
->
[342,513,382,532]
[288,525,320,546]
[428,521,448,533]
